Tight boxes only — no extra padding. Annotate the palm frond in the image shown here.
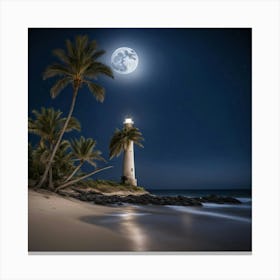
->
[43,64,72,80]
[109,126,144,159]
[76,35,88,54]
[50,77,72,98]
[91,50,106,60]
[66,39,75,58]
[84,40,97,58]
[52,49,70,65]
[85,81,105,102]
[69,136,104,167]
[63,116,81,132]
[28,108,80,147]
[85,62,114,79]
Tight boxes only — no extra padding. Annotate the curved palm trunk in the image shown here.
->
[63,161,83,183]
[48,143,54,190]
[36,87,79,189]
[55,166,113,192]
[48,166,54,190]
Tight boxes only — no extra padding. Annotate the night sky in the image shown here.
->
[28,28,251,190]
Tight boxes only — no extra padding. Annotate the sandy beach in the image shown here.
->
[28,189,251,252]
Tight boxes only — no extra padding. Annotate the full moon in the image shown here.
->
[111,47,139,74]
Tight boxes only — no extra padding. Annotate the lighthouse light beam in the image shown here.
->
[124,118,134,124]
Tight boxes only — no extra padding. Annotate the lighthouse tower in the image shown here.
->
[122,118,137,186]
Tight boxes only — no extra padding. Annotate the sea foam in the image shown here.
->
[166,205,251,223]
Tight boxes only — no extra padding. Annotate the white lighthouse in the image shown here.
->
[122,118,137,186]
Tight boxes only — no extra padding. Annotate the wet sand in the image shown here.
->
[28,190,251,252]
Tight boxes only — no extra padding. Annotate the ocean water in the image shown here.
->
[148,189,251,201]
[105,189,252,251]
[84,189,252,251]
[147,189,252,227]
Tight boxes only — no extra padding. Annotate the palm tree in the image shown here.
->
[36,35,114,188]
[109,126,144,159]
[51,140,75,182]
[30,139,75,188]
[28,107,80,188]
[63,136,105,183]
[28,107,81,148]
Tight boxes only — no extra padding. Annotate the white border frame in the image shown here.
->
[1,0,279,279]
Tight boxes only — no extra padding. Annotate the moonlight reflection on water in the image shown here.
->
[118,210,148,251]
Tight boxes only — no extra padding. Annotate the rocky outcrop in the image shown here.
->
[58,189,242,207]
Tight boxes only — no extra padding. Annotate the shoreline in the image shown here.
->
[28,189,251,252]
[57,187,242,207]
